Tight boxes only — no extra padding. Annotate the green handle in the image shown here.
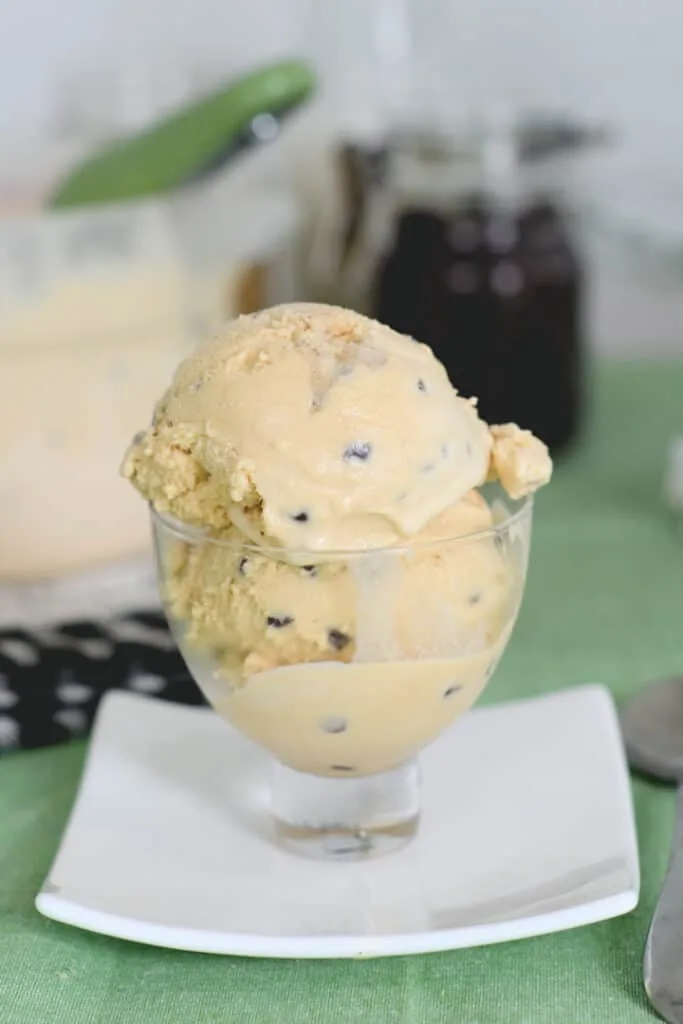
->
[49,59,316,209]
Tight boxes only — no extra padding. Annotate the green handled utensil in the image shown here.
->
[49,58,316,209]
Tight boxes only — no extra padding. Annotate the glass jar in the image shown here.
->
[152,483,533,859]
[0,141,302,582]
[363,116,594,455]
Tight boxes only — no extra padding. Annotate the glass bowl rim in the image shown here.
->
[150,490,533,561]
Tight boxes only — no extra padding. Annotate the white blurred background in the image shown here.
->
[2,0,681,159]
[3,0,683,354]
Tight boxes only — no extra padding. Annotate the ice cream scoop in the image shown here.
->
[123,303,550,552]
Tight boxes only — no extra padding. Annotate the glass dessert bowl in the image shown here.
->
[151,484,533,861]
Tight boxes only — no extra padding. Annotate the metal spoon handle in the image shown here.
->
[645,784,683,1023]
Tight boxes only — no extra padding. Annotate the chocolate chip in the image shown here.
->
[301,565,317,577]
[417,378,427,392]
[343,441,372,463]
[267,615,294,628]
[468,591,482,605]
[291,511,309,523]
[330,765,355,772]
[328,629,351,651]
[320,715,348,734]
[238,557,249,576]
[444,684,463,698]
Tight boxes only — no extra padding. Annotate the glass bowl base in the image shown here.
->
[271,758,420,861]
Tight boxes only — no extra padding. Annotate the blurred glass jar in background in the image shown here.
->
[0,70,303,582]
[372,117,603,455]
[331,114,609,457]
[0,181,300,582]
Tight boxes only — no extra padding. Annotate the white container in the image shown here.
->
[0,167,301,581]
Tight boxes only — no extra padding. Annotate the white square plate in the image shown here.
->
[36,684,639,959]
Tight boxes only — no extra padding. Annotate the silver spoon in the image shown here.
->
[622,677,683,1024]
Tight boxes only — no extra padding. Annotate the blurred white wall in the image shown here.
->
[2,0,683,353]
[2,0,682,165]
[0,0,303,136]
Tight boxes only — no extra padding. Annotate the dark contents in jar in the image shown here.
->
[373,194,583,454]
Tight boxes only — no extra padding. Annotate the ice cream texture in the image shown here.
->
[158,487,517,678]
[124,302,550,551]
[123,304,550,773]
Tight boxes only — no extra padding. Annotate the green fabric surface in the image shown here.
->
[2,360,683,1024]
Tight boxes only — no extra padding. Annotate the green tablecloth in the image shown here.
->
[2,360,683,1024]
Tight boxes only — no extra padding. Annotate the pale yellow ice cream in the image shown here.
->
[123,302,550,776]
[124,303,499,551]
[155,487,526,774]
[159,489,516,678]
[487,423,553,500]
[216,644,511,776]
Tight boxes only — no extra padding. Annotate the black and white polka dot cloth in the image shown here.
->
[0,610,206,753]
